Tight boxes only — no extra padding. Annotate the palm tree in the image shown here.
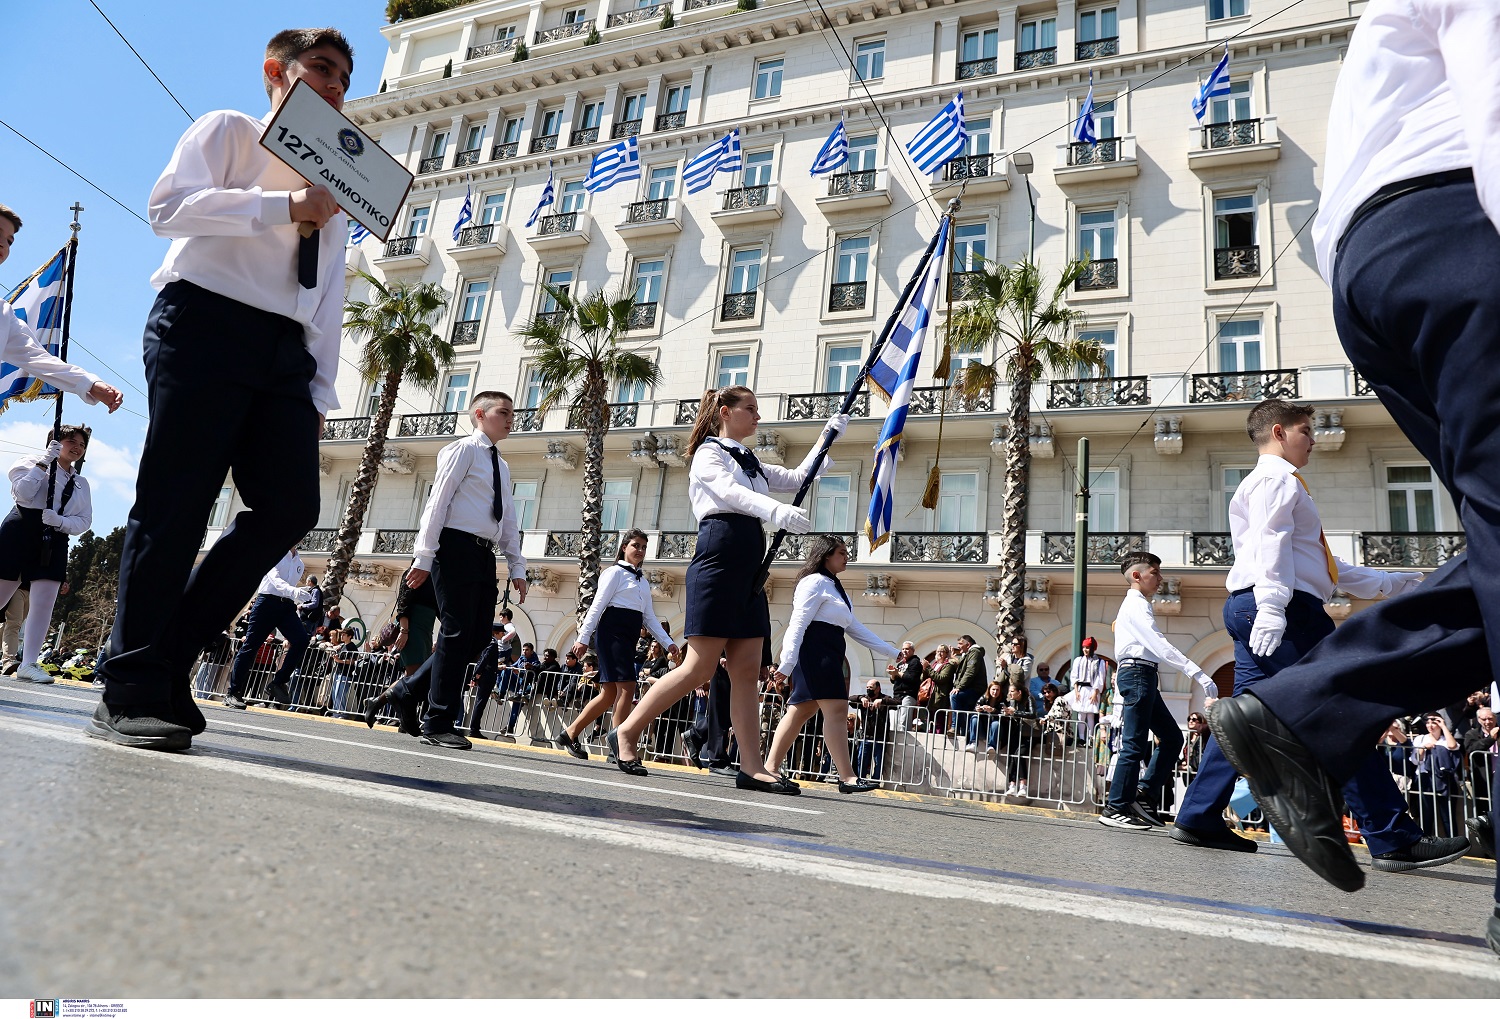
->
[321,270,452,609]
[949,258,1107,645]
[517,284,661,620]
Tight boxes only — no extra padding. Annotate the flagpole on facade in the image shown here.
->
[753,197,961,592]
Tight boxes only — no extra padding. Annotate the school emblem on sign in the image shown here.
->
[338,128,365,158]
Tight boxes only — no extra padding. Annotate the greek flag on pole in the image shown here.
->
[1074,72,1097,145]
[810,119,849,176]
[584,135,641,193]
[1193,47,1232,123]
[865,219,950,550]
[526,167,557,228]
[683,128,742,194]
[348,221,370,245]
[906,93,967,175]
[451,184,474,242]
[1,247,68,409]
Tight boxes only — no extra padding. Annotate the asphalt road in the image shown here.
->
[2,679,1497,999]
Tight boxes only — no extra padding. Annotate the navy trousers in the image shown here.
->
[102,282,320,708]
[1244,178,1498,901]
[1107,663,1182,811]
[1177,591,1421,855]
[227,594,310,697]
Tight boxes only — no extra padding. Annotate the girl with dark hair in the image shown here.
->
[765,534,899,793]
[607,386,846,792]
[557,528,676,759]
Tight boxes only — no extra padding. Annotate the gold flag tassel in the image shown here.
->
[921,336,954,510]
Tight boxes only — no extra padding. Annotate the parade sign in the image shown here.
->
[259,79,413,241]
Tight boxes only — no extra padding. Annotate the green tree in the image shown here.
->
[950,258,1106,645]
[54,525,125,651]
[517,285,661,619]
[323,271,452,609]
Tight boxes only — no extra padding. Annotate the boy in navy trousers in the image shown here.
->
[90,29,353,752]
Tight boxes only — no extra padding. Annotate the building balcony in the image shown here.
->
[397,412,459,438]
[322,416,372,441]
[530,133,560,154]
[908,385,992,414]
[450,319,481,346]
[567,402,640,430]
[611,119,642,139]
[530,211,592,250]
[892,532,988,564]
[828,281,868,312]
[570,126,600,146]
[656,531,697,560]
[1015,47,1056,71]
[956,57,997,80]
[948,271,986,302]
[815,168,891,212]
[1076,37,1118,60]
[298,528,338,553]
[627,302,658,330]
[373,529,417,555]
[454,148,482,168]
[1214,245,1260,281]
[344,244,367,277]
[1359,532,1467,569]
[711,183,783,224]
[534,21,593,45]
[448,222,509,261]
[418,156,444,174]
[1047,376,1150,409]
[674,399,701,425]
[654,110,688,132]
[606,2,668,29]
[935,154,1010,195]
[720,291,758,322]
[373,234,433,270]
[1188,116,1281,170]
[515,407,548,432]
[617,197,682,238]
[785,391,869,420]
[774,532,859,563]
[1191,532,1234,567]
[1040,532,1147,565]
[681,0,733,22]
[1053,136,1139,184]
[491,141,519,160]
[1074,258,1118,292]
[465,38,517,61]
[1189,369,1299,404]
[544,529,623,558]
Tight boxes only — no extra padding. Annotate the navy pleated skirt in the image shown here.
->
[683,513,770,640]
[790,620,849,704]
[595,605,643,685]
[0,506,67,583]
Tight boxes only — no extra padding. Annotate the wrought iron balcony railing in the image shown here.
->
[607,3,667,27]
[684,0,729,8]
[537,212,579,236]
[655,110,687,131]
[944,154,994,181]
[373,529,418,555]
[567,402,641,429]
[1015,47,1057,70]
[322,416,371,441]
[451,320,481,345]
[1191,532,1235,567]
[536,310,567,329]
[455,148,482,168]
[383,235,419,258]
[786,391,870,420]
[418,156,444,174]
[1359,532,1466,569]
[720,291,758,321]
[775,532,859,562]
[535,21,592,44]
[675,399,701,425]
[827,170,877,196]
[397,412,459,437]
[657,531,697,560]
[908,385,993,414]
[455,223,494,247]
[627,302,658,329]
[1068,139,1119,165]
[1047,376,1150,409]
[626,198,670,223]
[298,528,338,553]
[545,530,622,557]
[530,134,559,153]
[1040,532,1147,565]
[1075,258,1119,291]
[721,185,769,210]
[1076,37,1118,60]
[957,57,997,80]
[892,532,988,564]
[1214,245,1260,280]
[491,141,518,160]
[466,38,517,60]
[515,408,546,432]
[570,126,599,146]
[1202,119,1262,149]
[1189,369,1299,403]
[948,271,986,302]
[611,119,642,139]
[1353,371,1374,397]
[828,281,868,312]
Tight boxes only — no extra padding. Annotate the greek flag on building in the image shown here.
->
[683,128,742,195]
[1,247,68,410]
[451,184,474,242]
[348,221,370,245]
[1193,47,1232,123]
[584,135,641,193]
[526,167,557,228]
[810,119,849,176]
[1074,72,1097,145]
[865,219,950,550]
[906,93,968,175]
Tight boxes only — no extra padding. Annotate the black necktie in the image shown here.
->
[620,563,642,580]
[829,572,851,608]
[709,438,762,480]
[489,444,504,522]
[298,230,320,289]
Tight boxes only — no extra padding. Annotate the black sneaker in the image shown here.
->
[1131,799,1165,827]
[171,684,208,736]
[224,693,248,710]
[266,680,292,709]
[1171,822,1259,853]
[1466,813,1494,859]
[419,731,473,750]
[1099,806,1152,830]
[1371,835,1471,873]
[84,701,192,752]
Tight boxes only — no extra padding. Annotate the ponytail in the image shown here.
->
[686,385,754,455]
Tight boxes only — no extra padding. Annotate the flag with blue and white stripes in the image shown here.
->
[348,221,370,245]
[683,128,742,195]
[865,219,950,551]
[526,167,557,228]
[451,183,474,241]
[1074,72,1097,145]
[906,93,968,175]
[1,246,68,411]
[1192,47,1232,123]
[584,135,641,193]
[810,119,849,176]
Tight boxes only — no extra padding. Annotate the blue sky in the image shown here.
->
[2,1,394,533]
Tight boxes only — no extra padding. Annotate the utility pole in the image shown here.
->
[1072,438,1090,660]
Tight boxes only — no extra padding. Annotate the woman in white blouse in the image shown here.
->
[556,529,676,760]
[0,426,93,684]
[765,535,899,793]
[608,385,845,793]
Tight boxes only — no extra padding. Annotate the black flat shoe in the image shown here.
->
[607,729,647,775]
[736,771,800,795]
[361,697,383,729]
[1171,823,1258,853]
[838,779,880,794]
[556,731,589,760]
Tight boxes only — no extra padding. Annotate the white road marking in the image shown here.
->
[3,711,1497,981]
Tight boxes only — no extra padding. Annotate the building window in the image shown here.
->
[1387,465,1440,532]
[1210,79,1252,125]
[634,258,664,307]
[962,28,998,63]
[937,472,979,531]
[1019,17,1056,53]
[460,280,489,323]
[208,485,233,528]
[541,269,573,313]
[947,351,984,385]
[1221,466,1254,526]
[854,39,885,82]
[663,85,690,114]
[1094,97,1117,139]
[622,92,647,122]
[647,166,676,200]
[729,247,762,294]
[835,236,870,285]
[615,377,648,403]
[521,366,546,409]
[715,351,751,388]
[1209,0,1248,20]
[1078,7,1117,41]
[1079,327,1116,376]
[847,134,878,172]
[579,102,604,129]
[559,181,587,213]
[563,6,589,25]
[601,479,633,530]
[502,118,524,144]
[480,192,506,225]
[742,149,775,186]
[1078,209,1117,261]
[407,205,431,236]
[963,117,991,156]
[814,473,852,531]
[540,108,564,138]
[512,480,539,530]
[443,371,472,413]
[1089,469,1120,530]
[493,24,518,43]
[429,132,449,159]
[824,344,863,392]
[754,58,784,100]
[1217,319,1262,373]
[364,378,384,417]
[1214,194,1256,250]
[464,124,485,151]
[953,222,987,272]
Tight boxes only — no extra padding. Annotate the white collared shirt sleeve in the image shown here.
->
[1240,473,1298,614]
[9,455,50,505]
[1116,592,1211,690]
[258,553,303,600]
[412,440,468,571]
[494,449,526,580]
[149,112,294,238]
[1331,559,1403,600]
[639,589,673,651]
[1,306,101,402]
[844,612,901,662]
[48,475,92,535]
[689,443,786,521]
[304,287,343,415]
[777,574,827,678]
[762,443,832,493]
[577,565,625,646]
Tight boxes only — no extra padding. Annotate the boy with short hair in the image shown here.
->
[89,29,353,752]
[1174,399,1469,871]
[1101,551,1215,831]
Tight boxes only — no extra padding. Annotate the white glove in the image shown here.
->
[1248,603,1287,658]
[41,509,65,530]
[822,413,850,440]
[294,587,317,608]
[1391,572,1424,596]
[44,440,62,463]
[770,503,812,535]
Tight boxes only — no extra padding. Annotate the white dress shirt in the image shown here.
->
[578,561,673,649]
[413,430,526,578]
[1312,0,1500,281]
[148,110,346,415]
[1,304,101,403]
[777,572,900,679]
[8,455,91,535]
[1225,454,1415,609]
[687,437,829,522]
[1114,589,1213,695]
[255,550,306,600]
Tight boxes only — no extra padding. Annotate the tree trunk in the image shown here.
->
[322,368,402,610]
[995,375,1031,646]
[574,368,609,624]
